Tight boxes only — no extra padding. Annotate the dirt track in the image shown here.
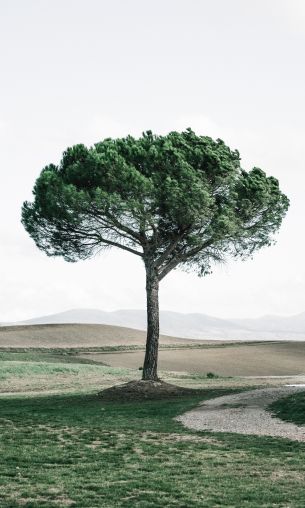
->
[177,386,305,441]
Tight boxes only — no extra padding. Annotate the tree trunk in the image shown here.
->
[142,261,160,381]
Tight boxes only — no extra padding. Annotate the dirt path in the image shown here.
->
[177,386,305,442]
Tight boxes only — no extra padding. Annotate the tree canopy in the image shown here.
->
[22,129,289,280]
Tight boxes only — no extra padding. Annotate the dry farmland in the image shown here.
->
[1,323,305,377]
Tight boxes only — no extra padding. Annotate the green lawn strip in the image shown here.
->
[0,341,283,355]
[0,351,106,365]
[0,361,132,381]
[1,389,305,507]
[268,391,305,426]
[0,361,138,395]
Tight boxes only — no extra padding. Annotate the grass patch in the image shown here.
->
[1,389,305,507]
[0,361,137,395]
[0,361,132,381]
[0,351,105,365]
[0,353,258,394]
[0,341,283,355]
[172,371,221,381]
[269,391,305,426]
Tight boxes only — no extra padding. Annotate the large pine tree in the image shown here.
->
[22,129,289,380]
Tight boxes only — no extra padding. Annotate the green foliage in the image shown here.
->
[206,371,219,379]
[22,129,289,279]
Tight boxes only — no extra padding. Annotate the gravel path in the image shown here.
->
[177,386,305,441]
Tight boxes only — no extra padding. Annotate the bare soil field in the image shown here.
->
[82,341,305,376]
[0,323,205,348]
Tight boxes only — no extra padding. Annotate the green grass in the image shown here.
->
[0,358,138,395]
[1,355,305,507]
[0,351,105,365]
[0,353,241,396]
[1,389,305,507]
[174,371,222,381]
[269,391,305,426]
[0,361,132,381]
[0,341,282,355]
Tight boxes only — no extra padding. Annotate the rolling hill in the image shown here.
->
[0,323,202,348]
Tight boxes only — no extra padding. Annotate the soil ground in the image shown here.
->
[81,341,305,376]
[0,323,211,347]
[98,379,205,400]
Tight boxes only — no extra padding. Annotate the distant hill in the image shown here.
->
[4,308,305,341]
[232,312,305,334]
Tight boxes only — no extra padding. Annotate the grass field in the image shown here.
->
[0,347,305,507]
[0,328,305,508]
[2,389,305,507]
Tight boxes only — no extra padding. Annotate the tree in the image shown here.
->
[22,129,289,381]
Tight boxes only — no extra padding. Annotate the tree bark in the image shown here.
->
[142,260,160,381]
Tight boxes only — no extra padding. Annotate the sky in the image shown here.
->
[0,0,304,322]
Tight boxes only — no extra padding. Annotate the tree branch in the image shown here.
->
[158,238,214,280]
[96,237,144,257]
[155,225,193,268]
[53,221,144,258]
[89,205,144,244]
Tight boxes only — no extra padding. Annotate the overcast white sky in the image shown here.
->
[0,0,304,321]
